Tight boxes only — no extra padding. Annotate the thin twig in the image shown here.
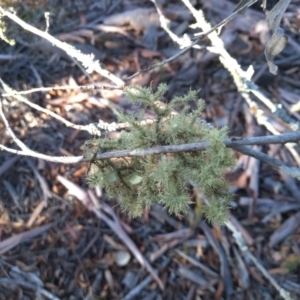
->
[1,99,300,167]
[2,84,123,97]
[231,145,300,178]
[192,0,258,39]
[194,187,294,300]
[0,95,30,151]
[3,95,81,168]
[0,142,83,163]
[182,0,299,150]
[122,259,169,300]
[0,6,124,87]
[125,0,256,82]
[0,91,84,163]
[199,222,233,298]
[92,206,165,291]
[93,131,300,159]
[181,0,300,172]
[60,184,165,291]
[92,194,163,290]
[151,0,196,48]
[225,220,294,300]
[125,39,201,81]
[1,80,115,135]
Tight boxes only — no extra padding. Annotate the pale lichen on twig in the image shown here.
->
[0,6,124,87]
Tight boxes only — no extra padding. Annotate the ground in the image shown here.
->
[0,0,300,299]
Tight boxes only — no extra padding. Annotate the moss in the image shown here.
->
[82,84,235,224]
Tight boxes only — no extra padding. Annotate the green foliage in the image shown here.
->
[82,84,235,224]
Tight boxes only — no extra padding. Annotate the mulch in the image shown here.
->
[0,0,300,299]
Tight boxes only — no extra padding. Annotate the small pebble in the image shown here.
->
[115,251,131,267]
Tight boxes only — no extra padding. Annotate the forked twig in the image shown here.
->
[0,80,116,136]
[126,0,257,82]
[0,92,83,163]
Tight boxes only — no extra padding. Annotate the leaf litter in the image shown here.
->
[0,0,299,299]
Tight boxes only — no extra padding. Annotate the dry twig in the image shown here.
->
[194,187,294,300]
[56,176,164,291]
[0,6,124,87]
[225,220,294,300]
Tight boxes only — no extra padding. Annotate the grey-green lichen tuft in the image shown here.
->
[82,84,235,224]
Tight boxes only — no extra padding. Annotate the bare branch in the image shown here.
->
[193,187,294,300]
[125,39,201,82]
[1,80,118,136]
[192,0,258,39]
[151,0,186,46]
[0,92,83,164]
[0,141,83,164]
[0,95,29,152]
[225,219,294,300]
[181,0,300,169]
[183,0,299,131]
[125,0,257,82]
[0,6,124,88]
[93,132,300,160]
[231,145,300,178]
[2,84,123,97]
